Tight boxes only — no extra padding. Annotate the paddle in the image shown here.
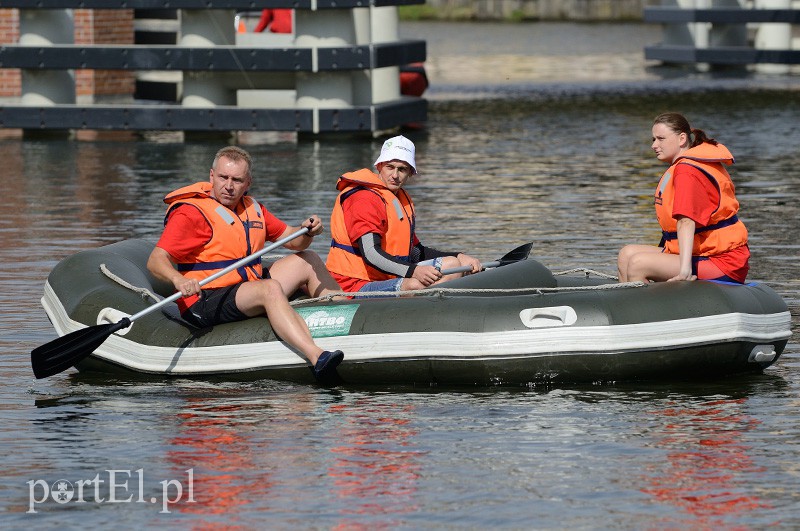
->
[439,242,533,275]
[31,226,311,379]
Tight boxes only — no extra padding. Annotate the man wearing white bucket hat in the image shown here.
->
[327,135,482,294]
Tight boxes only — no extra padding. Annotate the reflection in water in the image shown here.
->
[167,399,261,518]
[164,393,423,526]
[641,398,775,527]
[327,401,421,523]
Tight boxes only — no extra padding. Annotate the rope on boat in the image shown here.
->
[100,262,642,308]
[290,280,646,306]
[553,267,619,280]
[100,263,163,303]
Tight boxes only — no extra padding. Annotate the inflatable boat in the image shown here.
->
[35,238,792,386]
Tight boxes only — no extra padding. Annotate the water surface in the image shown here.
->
[1,21,799,528]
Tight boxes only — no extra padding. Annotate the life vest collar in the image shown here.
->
[164,182,261,220]
[336,169,388,192]
[674,142,734,166]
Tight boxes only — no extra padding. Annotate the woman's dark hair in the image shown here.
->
[653,112,717,147]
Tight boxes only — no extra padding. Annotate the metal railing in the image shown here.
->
[644,1,800,72]
[0,0,427,135]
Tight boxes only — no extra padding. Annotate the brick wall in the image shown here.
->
[0,10,20,98]
[77,10,135,98]
[0,8,135,100]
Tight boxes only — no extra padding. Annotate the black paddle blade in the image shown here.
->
[498,242,533,264]
[31,318,131,379]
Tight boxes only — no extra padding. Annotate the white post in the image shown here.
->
[660,0,711,71]
[294,10,358,133]
[19,9,75,105]
[709,0,747,47]
[180,10,237,107]
[754,0,792,74]
[364,6,401,105]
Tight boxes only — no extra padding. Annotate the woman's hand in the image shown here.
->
[668,269,697,282]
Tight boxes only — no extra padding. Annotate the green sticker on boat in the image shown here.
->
[296,305,359,338]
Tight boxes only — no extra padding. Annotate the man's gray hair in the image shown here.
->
[213,146,252,177]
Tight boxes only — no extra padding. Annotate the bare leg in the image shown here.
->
[434,256,466,284]
[618,244,681,282]
[401,278,425,291]
[235,278,323,364]
[267,251,342,298]
[618,244,657,282]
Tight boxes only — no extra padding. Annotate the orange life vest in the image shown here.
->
[326,168,415,282]
[163,182,267,289]
[654,142,748,257]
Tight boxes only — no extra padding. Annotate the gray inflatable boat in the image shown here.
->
[39,239,792,386]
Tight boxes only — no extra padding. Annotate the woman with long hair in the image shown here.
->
[617,113,750,283]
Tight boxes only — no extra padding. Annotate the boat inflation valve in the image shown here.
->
[748,345,777,363]
[97,307,133,336]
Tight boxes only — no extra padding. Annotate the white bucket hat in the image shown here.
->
[374,135,417,174]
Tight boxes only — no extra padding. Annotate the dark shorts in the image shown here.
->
[181,284,249,328]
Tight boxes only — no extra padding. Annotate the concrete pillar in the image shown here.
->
[754,0,792,74]
[294,9,358,47]
[180,9,237,107]
[709,0,748,47]
[295,72,352,108]
[19,9,75,105]
[365,6,401,105]
[180,9,235,47]
[369,6,398,44]
[660,0,708,47]
[660,0,750,71]
[709,0,748,72]
[658,0,710,70]
[293,10,358,132]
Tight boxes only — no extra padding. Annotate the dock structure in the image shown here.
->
[644,0,800,74]
[0,0,427,136]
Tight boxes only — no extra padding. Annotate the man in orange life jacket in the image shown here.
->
[617,113,749,284]
[147,146,344,380]
[327,135,482,294]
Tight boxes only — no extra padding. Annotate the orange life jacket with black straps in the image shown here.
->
[326,168,415,282]
[654,142,748,256]
[163,182,267,289]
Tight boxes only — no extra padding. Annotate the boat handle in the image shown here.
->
[519,306,577,329]
[748,345,777,363]
[97,307,133,336]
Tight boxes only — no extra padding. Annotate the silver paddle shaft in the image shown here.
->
[126,227,309,324]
